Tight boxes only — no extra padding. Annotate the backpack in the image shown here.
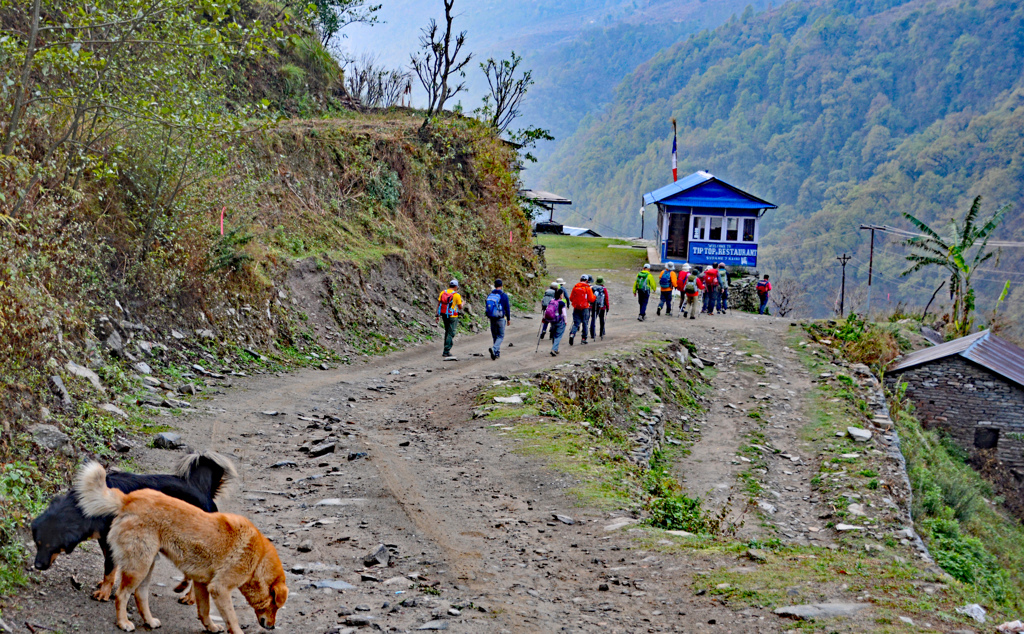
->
[438,290,456,317]
[635,271,651,293]
[684,280,697,295]
[659,270,672,289]
[485,290,504,319]
[704,270,718,288]
[593,286,606,309]
[756,280,770,296]
[543,299,562,324]
[541,289,555,309]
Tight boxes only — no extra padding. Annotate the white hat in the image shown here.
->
[550,281,559,289]
[580,274,589,281]
[556,277,565,285]
[666,262,674,270]
[643,263,651,270]
[449,279,459,287]
[681,263,691,272]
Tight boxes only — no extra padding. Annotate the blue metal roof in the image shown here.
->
[643,171,777,210]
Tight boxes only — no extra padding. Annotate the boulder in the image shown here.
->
[774,603,870,620]
[47,375,72,405]
[847,427,873,443]
[30,424,70,451]
[152,432,185,449]
[65,361,105,392]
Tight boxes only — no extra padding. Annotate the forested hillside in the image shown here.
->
[542,0,1024,327]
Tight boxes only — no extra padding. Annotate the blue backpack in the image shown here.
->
[485,291,504,319]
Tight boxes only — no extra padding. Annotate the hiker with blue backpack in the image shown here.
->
[656,262,677,316]
[633,263,657,321]
[485,279,512,360]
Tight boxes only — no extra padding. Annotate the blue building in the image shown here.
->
[642,171,776,267]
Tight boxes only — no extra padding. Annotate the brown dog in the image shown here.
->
[76,462,287,633]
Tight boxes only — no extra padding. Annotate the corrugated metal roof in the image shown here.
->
[888,330,1024,388]
[642,171,777,209]
[519,190,572,205]
[562,226,601,237]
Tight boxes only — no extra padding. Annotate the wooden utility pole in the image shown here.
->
[859,224,884,319]
[837,253,852,317]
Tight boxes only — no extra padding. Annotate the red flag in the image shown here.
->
[671,118,678,182]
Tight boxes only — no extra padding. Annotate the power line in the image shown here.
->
[859,224,1024,248]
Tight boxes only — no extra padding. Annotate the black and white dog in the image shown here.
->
[31,451,236,601]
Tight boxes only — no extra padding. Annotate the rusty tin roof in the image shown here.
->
[888,329,1024,389]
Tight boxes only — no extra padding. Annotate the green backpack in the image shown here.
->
[636,271,651,293]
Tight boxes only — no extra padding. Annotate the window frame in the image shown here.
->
[690,212,759,244]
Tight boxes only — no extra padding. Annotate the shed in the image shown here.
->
[886,330,1024,472]
[642,171,776,267]
[562,226,601,237]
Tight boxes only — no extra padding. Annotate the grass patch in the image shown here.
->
[536,235,647,271]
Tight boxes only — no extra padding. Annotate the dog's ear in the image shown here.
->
[272,578,288,607]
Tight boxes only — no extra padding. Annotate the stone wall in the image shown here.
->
[886,356,1024,472]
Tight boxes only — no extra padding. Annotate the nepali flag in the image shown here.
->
[671,118,678,182]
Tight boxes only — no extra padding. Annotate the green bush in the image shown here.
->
[279,63,307,94]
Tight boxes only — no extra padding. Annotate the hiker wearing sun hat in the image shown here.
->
[589,276,610,340]
[436,279,463,357]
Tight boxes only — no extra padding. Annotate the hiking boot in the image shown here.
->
[569,336,574,346]
[690,315,696,320]
[637,316,643,321]
[656,306,661,316]
[550,350,557,357]
[442,352,452,357]
[488,348,496,360]
[582,340,588,345]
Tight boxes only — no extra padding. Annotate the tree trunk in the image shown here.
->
[3,0,42,155]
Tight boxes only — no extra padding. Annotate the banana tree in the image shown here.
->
[901,196,1008,338]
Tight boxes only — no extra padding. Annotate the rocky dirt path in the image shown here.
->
[6,279,855,634]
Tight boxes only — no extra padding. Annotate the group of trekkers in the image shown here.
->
[632,262,772,321]
[434,266,771,359]
[538,275,611,356]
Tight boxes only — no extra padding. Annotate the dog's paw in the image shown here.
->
[117,620,136,632]
[92,587,113,602]
[145,617,161,629]
[201,624,224,633]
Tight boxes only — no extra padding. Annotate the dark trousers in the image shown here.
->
[717,288,729,312]
[489,317,506,357]
[589,308,606,339]
[442,315,457,355]
[759,295,770,315]
[570,307,590,340]
[637,290,650,316]
[703,286,719,313]
[658,290,673,314]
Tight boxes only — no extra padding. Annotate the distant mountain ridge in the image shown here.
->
[540,0,1024,325]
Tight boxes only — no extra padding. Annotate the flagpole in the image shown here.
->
[671,117,678,182]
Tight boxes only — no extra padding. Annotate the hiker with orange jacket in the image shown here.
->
[436,279,463,357]
[568,274,596,346]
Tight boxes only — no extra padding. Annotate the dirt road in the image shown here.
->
[7,274,836,634]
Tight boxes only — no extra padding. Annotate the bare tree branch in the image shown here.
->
[409,0,471,119]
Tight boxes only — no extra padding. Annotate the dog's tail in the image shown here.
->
[75,462,125,518]
[175,451,238,504]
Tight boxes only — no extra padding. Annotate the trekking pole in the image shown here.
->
[534,321,544,354]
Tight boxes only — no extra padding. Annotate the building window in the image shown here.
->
[692,215,758,243]
[726,217,739,242]
[974,427,999,449]
[691,216,706,241]
[742,218,756,242]
[708,217,723,241]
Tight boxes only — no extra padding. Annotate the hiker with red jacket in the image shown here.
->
[702,264,720,315]
[568,274,596,346]
[757,274,772,315]
[682,272,704,320]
